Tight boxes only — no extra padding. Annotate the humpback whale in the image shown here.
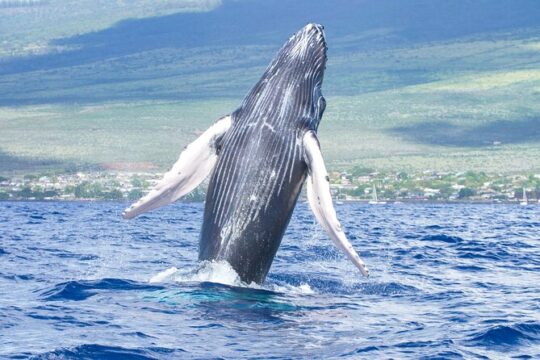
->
[123,23,369,284]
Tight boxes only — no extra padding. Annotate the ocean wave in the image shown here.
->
[468,322,540,346]
[143,282,300,315]
[40,278,164,301]
[341,345,383,355]
[2,201,539,358]
[420,234,464,243]
[29,344,183,359]
[418,350,465,359]
[354,281,420,296]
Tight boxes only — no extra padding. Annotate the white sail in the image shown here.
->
[369,183,386,205]
[520,188,528,206]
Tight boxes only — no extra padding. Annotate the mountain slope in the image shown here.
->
[0,0,539,174]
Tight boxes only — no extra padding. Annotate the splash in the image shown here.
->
[269,282,315,295]
[149,261,251,287]
[149,267,179,284]
[177,260,247,286]
[148,261,315,294]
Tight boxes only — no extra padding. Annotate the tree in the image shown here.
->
[102,190,123,200]
[74,183,89,198]
[351,166,374,177]
[464,171,487,187]
[458,187,475,199]
[128,189,144,201]
[397,172,409,181]
[131,177,148,188]
[19,187,33,198]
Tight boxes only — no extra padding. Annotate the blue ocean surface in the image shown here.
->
[0,201,539,359]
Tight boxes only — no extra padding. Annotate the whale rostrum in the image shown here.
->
[123,23,369,284]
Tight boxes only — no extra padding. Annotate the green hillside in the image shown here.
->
[0,0,539,175]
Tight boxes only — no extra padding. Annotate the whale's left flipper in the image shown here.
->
[123,115,232,219]
[303,131,369,277]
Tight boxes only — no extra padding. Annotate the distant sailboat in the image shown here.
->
[336,187,344,205]
[369,184,386,205]
[520,188,528,206]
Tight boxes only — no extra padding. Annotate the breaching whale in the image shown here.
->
[123,23,369,284]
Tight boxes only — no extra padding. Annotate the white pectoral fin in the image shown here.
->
[303,131,369,277]
[122,115,232,219]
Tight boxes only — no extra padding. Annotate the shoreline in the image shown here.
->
[0,199,537,206]
[2,170,538,205]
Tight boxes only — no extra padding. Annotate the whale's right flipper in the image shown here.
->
[123,115,232,219]
[303,130,369,277]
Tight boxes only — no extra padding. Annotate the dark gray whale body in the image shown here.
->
[200,24,326,283]
[124,24,369,284]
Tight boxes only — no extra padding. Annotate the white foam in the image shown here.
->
[269,282,315,295]
[149,266,178,283]
[148,260,253,287]
[149,261,317,295]
[175,260,248,287]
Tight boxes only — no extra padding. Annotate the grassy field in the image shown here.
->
[0,0,220,58]
[1,72,539,174]
[1,1,539,175]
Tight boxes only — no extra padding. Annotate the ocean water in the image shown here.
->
[0,201,539,359]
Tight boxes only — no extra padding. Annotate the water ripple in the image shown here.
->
[28,344,184,360]
[0,201,538,358]
[468,322,540,347]
[40,278,164,301]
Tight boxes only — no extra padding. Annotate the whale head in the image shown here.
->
[239,23,328,130]
[281,23,327,82]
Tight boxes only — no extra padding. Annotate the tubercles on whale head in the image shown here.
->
[254,22,327,89]
[280,23,328,125]
[287,23,327,63]
[240,23,328,129]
